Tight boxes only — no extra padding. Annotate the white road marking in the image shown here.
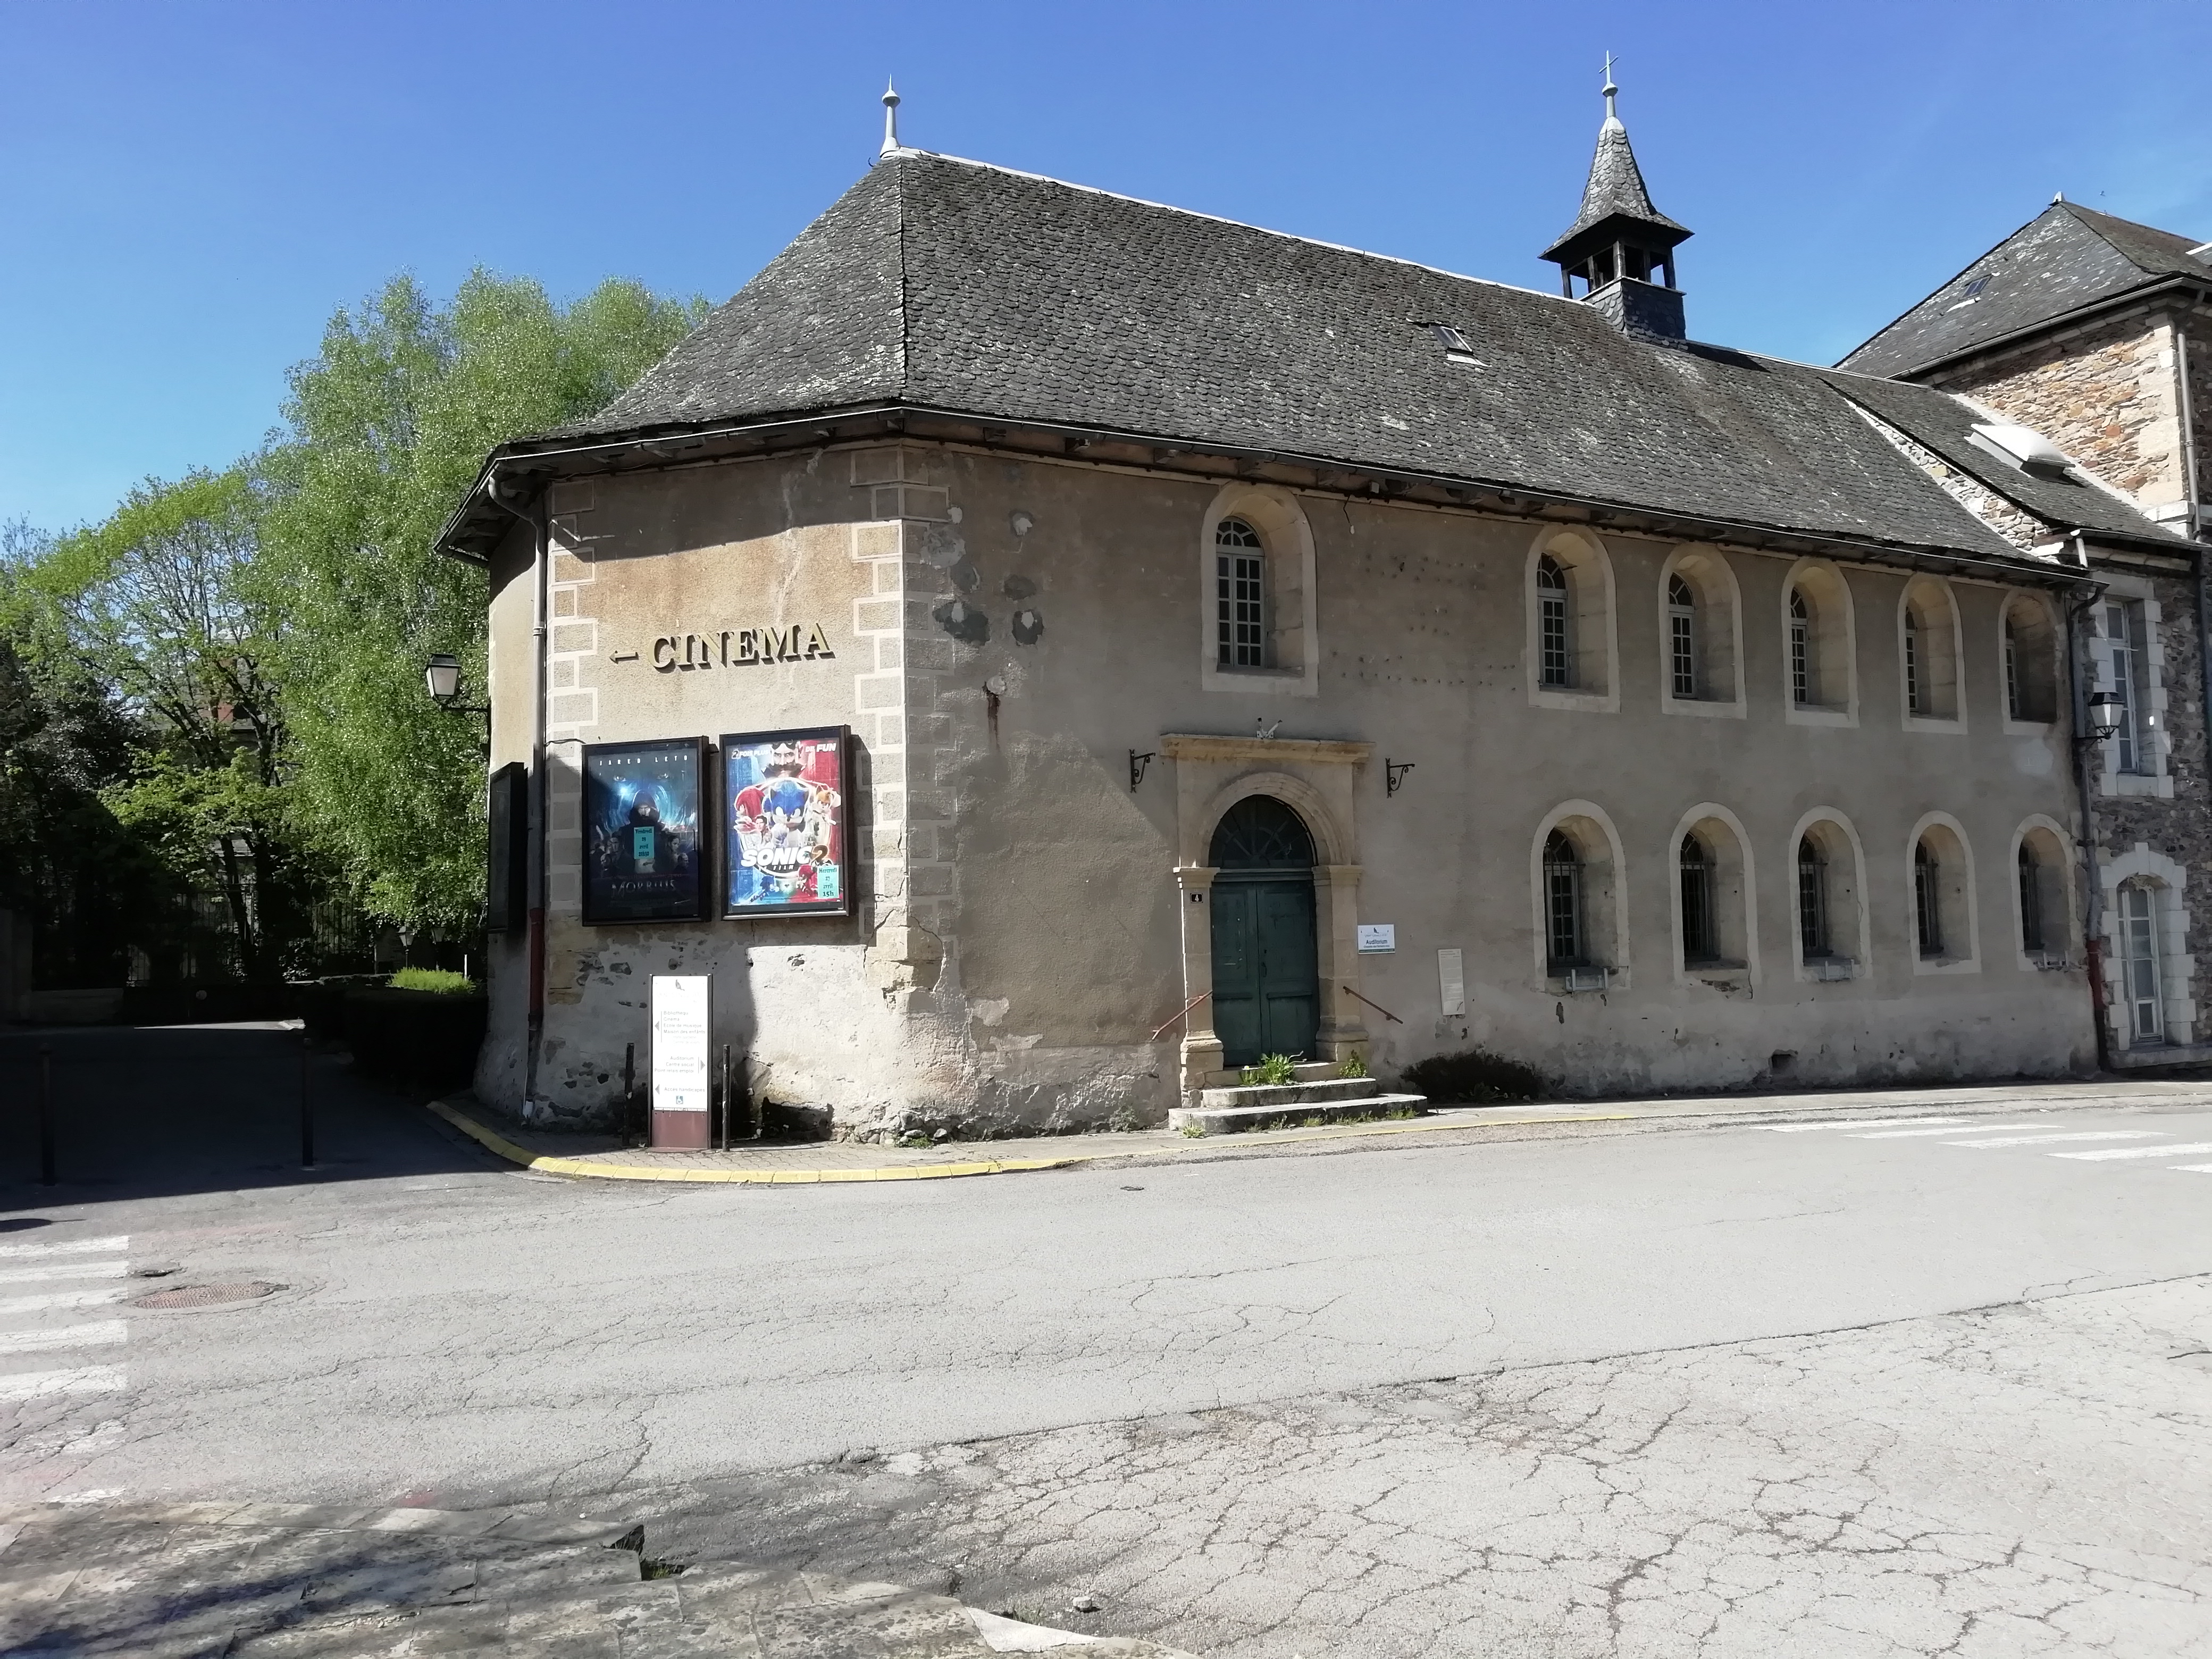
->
[0,1321,127,1355]
[0,1236,129,1260]
[1947,1132,2165,1149]
[0,1288,127,1316]
[2172,1164,2212,1174]
[0,1367,127,1401]
[2051,1142,2212,1162]
[1852,1124,2037,1139]
[0,1260,127,1286]
[1769,1118,1967,1133]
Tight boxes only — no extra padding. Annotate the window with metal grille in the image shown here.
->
[1904,610,1924,716]
[2004,620,2022,721]
[1668,574,1697,699]
[1914,840,1943,958]
[1789,589,1811,705]
[2017,843,2045,953]
[1797,836,1830,958]
[2105,600,2149,773]
[1679,834,1716,963]
[1543,830,1585,969]
[2121,883,2164,1040]
[1215,517,1268,668]
[1537,556,1571,687]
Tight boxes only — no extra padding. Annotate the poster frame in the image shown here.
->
[719,723,855,920]
[580,735,710,927]
[485,761,529,934]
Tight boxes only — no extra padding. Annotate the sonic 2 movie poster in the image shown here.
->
[581,738,707,925]
[722,726,850,917]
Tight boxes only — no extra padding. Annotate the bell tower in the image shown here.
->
[1541,62,1692,343]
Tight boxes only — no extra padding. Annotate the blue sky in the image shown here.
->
[5,0,2207,534]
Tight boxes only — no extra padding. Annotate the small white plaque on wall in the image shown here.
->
[651,975,713,1113]
[1437,948,1465,1017]
[1356,924,1397,954]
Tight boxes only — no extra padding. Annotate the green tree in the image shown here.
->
[257,271,702,931]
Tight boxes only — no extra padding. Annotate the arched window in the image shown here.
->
[1788,590,1812,706]
[1210,794,1317,869]
[1215,516,1269,669]
[1667,575,1697,699]
[2016,843,2044,953]
[1798,836,1830,959]
[2119,882,2164,1041]
[1543,829,1584,969]
[1999,597,2065,725]
[1536,556,1571,688]
[1900,577,1961,723]
[1679,833,1716,963]
[1914,840,1943,959]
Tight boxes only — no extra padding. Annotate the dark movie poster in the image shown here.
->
[582,738,707,925]
[485,763,528,933]
[722,726,851,918]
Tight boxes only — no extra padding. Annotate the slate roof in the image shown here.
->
[1540,113,1690,265]
[514,151,2183,563]
[1839,203,2211,378]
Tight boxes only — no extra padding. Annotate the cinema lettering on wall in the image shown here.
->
[581,737,707,925]
[649,622,833,671]
[723,726,850,918]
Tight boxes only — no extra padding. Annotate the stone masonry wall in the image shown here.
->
[1928,306,2189,514]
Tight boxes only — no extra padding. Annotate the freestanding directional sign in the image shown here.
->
[650,974,712,1150]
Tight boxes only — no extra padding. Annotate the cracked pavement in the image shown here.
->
[3,1026,2211,1654]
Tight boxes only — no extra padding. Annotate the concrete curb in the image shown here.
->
[426,1097,1637,1185]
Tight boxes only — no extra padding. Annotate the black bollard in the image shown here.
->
[299,1029,316,1170]
[718,1044,731,1152]
[38,1043,55,1187]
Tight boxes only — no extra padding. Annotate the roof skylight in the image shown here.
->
[1429,324,1480,364]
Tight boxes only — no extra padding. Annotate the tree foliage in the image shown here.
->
[256,271,703,929]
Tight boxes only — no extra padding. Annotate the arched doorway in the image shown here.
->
[1209,796,1320,1066]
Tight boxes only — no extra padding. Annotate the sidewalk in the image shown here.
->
[431,1076,2212,1186]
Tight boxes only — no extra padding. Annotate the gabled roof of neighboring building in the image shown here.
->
[1839,202,2212,379]
[453,150,2185,566]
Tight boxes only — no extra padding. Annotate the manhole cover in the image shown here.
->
[132,1281,282,1310]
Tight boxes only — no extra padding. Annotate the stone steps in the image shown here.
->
[1196,1076,1381,1111]
[1169,1092,1430,1137]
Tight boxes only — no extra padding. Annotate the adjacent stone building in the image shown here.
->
[439,91,2196,1137]
[1844,203,2212,1065]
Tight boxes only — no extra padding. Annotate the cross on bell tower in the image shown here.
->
[1540,60,1692,342]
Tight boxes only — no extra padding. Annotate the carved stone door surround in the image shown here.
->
[1164,733,1372,1101]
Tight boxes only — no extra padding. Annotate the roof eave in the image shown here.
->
[1859,271,2212,381]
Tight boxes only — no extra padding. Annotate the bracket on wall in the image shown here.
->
[1385,758,1415,796]
[1129,749,1158,792]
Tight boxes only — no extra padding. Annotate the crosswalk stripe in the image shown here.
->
[2050,1142,2212,1162]
[0,1260,127,1286]
[0,1288,128,1315]
[1852,1124,2035,1139]
[1947,1132,2165,1149]
[1769,1118,1967,1133]
[0,1320,127,1355]
[0,1366,127,1401]
[0,1236,128,1260]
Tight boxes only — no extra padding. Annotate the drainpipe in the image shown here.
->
[2065,536,2112,1073]
[485,471,549,1112]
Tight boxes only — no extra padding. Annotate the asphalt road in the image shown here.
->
[4,1027,2211,1655]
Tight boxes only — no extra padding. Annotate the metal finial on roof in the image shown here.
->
[1602,52,1621,130]
[2053,190,2065,204]
[880,80,901,158]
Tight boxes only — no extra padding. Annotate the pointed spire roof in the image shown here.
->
[1541,68,1690,270]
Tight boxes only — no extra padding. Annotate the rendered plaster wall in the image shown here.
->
[484,439,2098,1132]
[857,442,2094,1104]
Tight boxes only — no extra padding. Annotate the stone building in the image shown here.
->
[1844,203,2212,1065]
[438,89,2193,1137]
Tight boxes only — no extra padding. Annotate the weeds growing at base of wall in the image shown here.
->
[387,967,477,994]
[1402,1049,1543,1104]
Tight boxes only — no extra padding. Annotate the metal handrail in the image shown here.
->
[1342,984,1404,1025]
[1151,992,1211,1041]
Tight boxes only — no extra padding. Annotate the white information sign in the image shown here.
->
[651,975,712,1113]
[1437,948,1465,1017]
[1356,924,1397,954]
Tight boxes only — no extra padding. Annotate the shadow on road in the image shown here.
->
[0,1023,499,1208]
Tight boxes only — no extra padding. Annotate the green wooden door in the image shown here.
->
[1211,875,1319,1067]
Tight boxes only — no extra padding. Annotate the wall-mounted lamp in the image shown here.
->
[423,653,489,741]
[1385,758,1415,796]
[2082,690,2125,743]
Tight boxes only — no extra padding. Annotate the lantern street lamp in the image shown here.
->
[2082,690,2125,743]
[424,653,464,706]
